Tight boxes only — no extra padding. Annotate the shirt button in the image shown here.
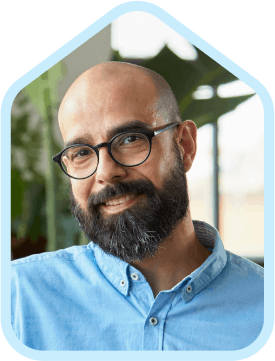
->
[131,273,139,281]
[186,285,192,293]
[149,317,158,326]
[120,280,126,287]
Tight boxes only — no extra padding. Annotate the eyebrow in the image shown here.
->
[64,120,152,148]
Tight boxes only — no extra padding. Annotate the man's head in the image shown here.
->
[58,62,197,262]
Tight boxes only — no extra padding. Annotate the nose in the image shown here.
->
[95,147,127,184]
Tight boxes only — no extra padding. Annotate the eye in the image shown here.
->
[112,133,148,151]
[122,135,140,144]
[74,148,91,158]
[65,146,96,161]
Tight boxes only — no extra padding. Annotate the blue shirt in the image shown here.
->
[11,221,264,351]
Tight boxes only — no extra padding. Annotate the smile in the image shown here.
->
[104,193,136,206]
[101,193,144,214]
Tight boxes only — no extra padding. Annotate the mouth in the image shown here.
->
[101,193,143,213]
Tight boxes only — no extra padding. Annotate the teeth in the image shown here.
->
[113,198,120,205]
[105,194,136,206]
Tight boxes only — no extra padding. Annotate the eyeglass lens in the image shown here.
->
[61,132,150,179]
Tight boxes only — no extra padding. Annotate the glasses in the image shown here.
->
[52,122,178,180]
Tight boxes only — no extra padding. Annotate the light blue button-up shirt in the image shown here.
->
[11,221,264,350]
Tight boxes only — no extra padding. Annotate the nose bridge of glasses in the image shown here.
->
[95,142,113,161]
[95,142,109,151]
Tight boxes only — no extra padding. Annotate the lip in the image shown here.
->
[101,193,143,214]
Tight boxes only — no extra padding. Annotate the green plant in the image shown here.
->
[11,62,86,256]
[112,46,254,128]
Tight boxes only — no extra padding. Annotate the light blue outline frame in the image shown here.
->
[1,1,274,360]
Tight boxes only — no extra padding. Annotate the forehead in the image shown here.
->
[59,73,162,145]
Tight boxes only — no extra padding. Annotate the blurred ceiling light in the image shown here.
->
[111,11,197,60]
[192,85,214,99]
[218,80,255,98]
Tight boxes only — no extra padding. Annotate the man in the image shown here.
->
[11,62,263,351]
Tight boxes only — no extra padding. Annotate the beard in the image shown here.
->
[70,143,189,263]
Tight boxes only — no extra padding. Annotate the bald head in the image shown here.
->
[58,62,181,139]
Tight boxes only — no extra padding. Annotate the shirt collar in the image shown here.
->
[180,220,227,303]
[87,221,227,300]
[88,242,130,296]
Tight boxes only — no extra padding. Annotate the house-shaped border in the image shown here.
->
[0,1,275,361]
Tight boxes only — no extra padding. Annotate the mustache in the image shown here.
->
[87,179,158,208]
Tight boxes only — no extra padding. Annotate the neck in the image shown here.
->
[130,212,211,298]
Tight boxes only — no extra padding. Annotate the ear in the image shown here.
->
[175,120,197,172]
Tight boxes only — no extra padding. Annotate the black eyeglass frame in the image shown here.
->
[52,122,179,180]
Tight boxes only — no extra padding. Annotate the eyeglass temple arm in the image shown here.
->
[153,123,179,136]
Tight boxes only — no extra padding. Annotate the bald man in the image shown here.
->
[11,62,264,351]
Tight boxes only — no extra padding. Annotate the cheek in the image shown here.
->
[158,153,172,180]
[140,142,172,185]
[71,179,93,205]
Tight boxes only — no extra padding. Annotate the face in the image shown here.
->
[70,142,189,262]
[59,66,189,261]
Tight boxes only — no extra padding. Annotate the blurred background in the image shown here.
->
[11,12,264,267]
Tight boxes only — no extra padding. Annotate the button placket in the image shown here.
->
[143,292,175,350]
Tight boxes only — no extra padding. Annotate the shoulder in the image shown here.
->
[219,251,264,303]
[11,245,96,284]
[12,244,95,267]
[225,251,264,280]
[11,245,100,318]
[10,245,99,344]
[204,252,264,316]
